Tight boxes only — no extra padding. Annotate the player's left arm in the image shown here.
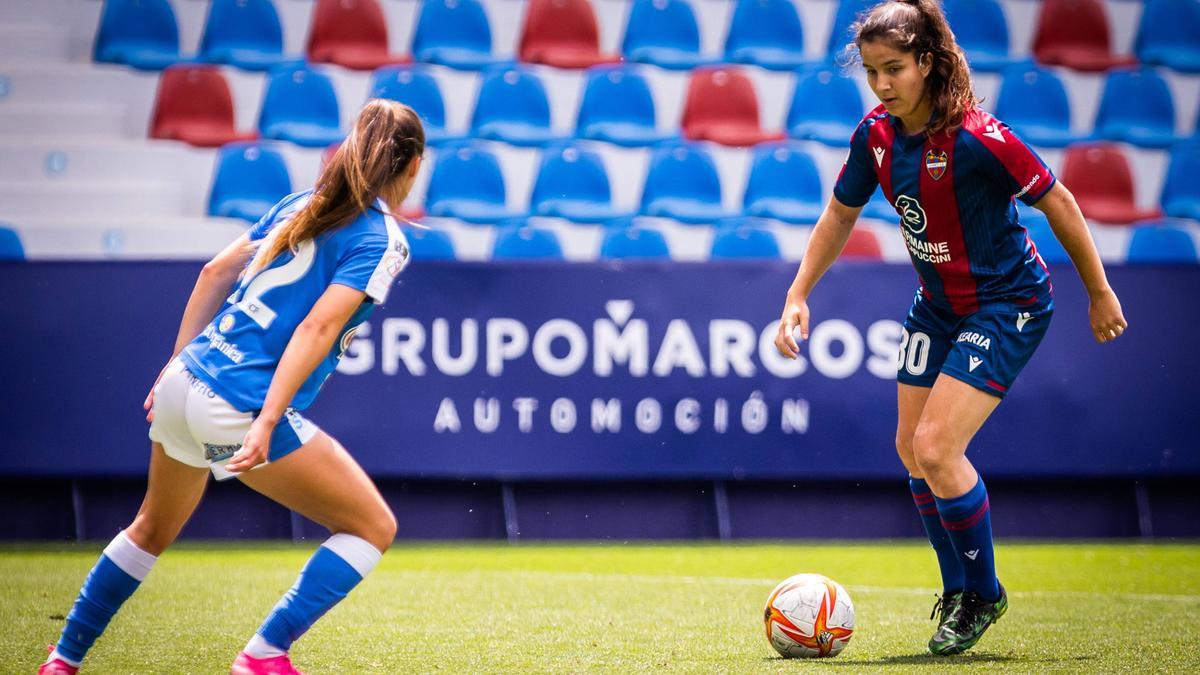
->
[1032,181,1128,344]
[225,283,367,473]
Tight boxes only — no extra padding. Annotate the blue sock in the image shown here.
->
[935,476,1000,601]
[56,532,157,664]
[256,534,382,653]
[909,477,964,595]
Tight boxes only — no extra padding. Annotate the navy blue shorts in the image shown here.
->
[896,297,1053,398]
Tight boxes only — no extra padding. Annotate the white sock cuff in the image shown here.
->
[102,530,158,581]
[321,534,382,578]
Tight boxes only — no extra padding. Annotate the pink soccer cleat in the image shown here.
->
[230,652,304,675]
[37,646,78,675]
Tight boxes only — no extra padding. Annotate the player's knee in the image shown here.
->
[895,431,915,462]
[125,515,176,556]
[911,423,952,475]
[360,509,397,553]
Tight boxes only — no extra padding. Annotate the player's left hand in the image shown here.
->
[227,416,275,473]
[1088,287,1127,344]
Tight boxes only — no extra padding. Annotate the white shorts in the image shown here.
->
[147,360,319,480]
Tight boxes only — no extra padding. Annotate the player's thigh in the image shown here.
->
[914,374,1002,462]
[127,443,210,555]
[236,431,395,550]
[896,383,933,475]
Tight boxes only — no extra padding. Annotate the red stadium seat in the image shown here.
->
[149,65,256,147]
[1060,142,1161,224]
[840,227,883,260]
[681,67,786,147]
[307,0,409,71]
[1032,0,1136,72]
[518,0,620,69]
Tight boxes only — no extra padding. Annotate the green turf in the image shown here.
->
[3,541,1198,673]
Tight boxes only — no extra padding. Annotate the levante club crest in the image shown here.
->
[925,148,948,181]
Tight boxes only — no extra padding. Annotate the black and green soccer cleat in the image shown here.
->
[928,583,1007,656]
[929,590,962,629]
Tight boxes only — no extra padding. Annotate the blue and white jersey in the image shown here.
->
[180,190,410,413]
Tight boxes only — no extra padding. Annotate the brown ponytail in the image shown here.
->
[251,99,425,274]
[846,0,978,136]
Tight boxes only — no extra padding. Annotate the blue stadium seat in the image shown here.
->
[786,66,863,146]
[640,143,731,224]
[492,223,564,259]
[412,0,507,70]
[994,62,1079,148]
[827,0,873,58]
[404,227,457,260]
[743,143,824,224]
[531,144,633,223]
[575,66,676,147]
[0,225,24,261]
[198,0,291,71]
[944,0,1017,72]
[426,143,524,224]
[1021,211,1071,264]
[1134,0,1200,73]
[93,0,180,70]
[621,0,712,70]
[470,66,565,147]
[1127,220,1199,264]
[258,65,343,147]
[1161,141,1200,221]
[1094,67,1180,149]
[207,142,292,224]
[710,220,781,259]
[369,65,463,146]
[599,226,671,259]
[723,0,808,71]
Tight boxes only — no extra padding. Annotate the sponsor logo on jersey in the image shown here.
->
[983,123,1006,143]
[203,443,241,462]
[894,195,928,234]
[1014,173,1041,200]
[872,146,886,167]
[218,314,235,333]
[1016,312,1032,332]
[924,148,948,181]
[957,332,992,350]
[968,356,983,372]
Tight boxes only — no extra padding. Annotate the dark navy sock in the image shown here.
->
[909,476,965,595]
[935,476,1000,601]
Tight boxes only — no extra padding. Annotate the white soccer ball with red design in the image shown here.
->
[763,573,855,658]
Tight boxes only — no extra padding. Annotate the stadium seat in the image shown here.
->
[307,0,408,71]
[258,65,343,148]
[198,0,291,71]
[621,0,712,70]
[710,221,781,259]
[994,62,1079,148]
[575,66,676,147]
[599,226,671,259]
[786,66,864,146]
[207,142,292,223]
[1127,219,1199,264]
[492,223,564,259]
[0,225,24,261]
[93,0,180,70]
[1094,67,1180,148]
[426,143,524,224]
[827,0,874,59]
[1161,141,1200,221]
[530,144,633,223]
[412,0,507,70]
[518,0,620,69]
[944,0,1017,72]
[404,227,457,260]
[149,66,257,148]
[1020,211,1071,264]
[1032,0,1136,72]
[839,226,883,260]
[368,65,463,146]
[681,67,785,147]
[723,0,808,71]
[1060,142,1162,224]
[742,143,825,224]
[470,67,565,147]
[1134,0,1200,73]
[640,143,731,224]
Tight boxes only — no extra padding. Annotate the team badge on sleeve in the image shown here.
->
[925,148,948,181]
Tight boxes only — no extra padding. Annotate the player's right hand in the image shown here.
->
[144,363,170,423]
[774,299,810,359]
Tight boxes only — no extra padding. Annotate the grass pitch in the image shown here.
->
[2,541,1198,673]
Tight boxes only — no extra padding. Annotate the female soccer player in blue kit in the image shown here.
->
[774,0,1127,656]
[39,99,423,674]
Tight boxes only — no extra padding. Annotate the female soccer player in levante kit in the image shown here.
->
[774,0,1127,656]
[39,100,423,675]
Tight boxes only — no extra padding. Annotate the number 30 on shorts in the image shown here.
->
[897,328,930,376]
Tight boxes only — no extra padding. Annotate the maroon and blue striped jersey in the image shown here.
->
[834,104,1056,316]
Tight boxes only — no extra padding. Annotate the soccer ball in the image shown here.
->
[763,573,855,658]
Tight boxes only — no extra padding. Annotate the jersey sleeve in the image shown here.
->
[968,119,1057,207]
[832,121,879,208]
[331,232,410,305]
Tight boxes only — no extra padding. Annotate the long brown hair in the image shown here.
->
[847,0,978,136]
[251,99,425,273]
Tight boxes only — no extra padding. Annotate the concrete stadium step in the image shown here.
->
[0,140,215,184]
[0,103,134,139]
[0,181,188,219]
[11,217,249,260]
[0,24,72,62]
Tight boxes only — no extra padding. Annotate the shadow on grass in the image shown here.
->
[764,653,1096,666]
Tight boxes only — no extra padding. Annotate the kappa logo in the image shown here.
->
[965,549,980,560]
[983,123,1006,143]
[968,356,983,372]
[872,146,886,167]
[1016,312,1032,332]
[924,148,948,181]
